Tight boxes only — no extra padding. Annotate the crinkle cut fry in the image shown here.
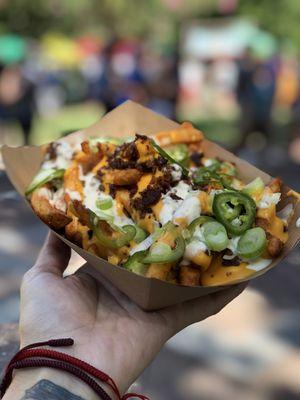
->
[153,122,204,147]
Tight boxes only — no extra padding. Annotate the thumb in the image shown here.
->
[34,231,71,276]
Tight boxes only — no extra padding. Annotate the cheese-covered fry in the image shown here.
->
[179,265,201,286]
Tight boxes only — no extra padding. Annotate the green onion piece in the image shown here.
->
[188,216,215,236]
[242,177,265,197]
[202,221,229,252]
[143,235,185,264]
[96,198,113,210]
[220,161,237,176]
[123,251,148,275]
[205,159,221,172]
[88,208,120,231]
[134,226,148,244]
[237,227,267,259]
[151,139,189,177]
[165,144,189,166]
[25,168,65,196]
[193,167,220,186]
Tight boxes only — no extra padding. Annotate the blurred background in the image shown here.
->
[0,0,300,399]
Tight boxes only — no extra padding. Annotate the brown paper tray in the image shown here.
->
[2,101,300,310]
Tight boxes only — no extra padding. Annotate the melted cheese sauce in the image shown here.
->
[201,257,253,286]
[257,204,288,242]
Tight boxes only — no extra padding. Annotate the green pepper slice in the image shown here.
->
[220,174,238,191]
[25,168,65,196]
[188,216,214,236]
[165,144,189,166]
[134,226,148,244]
[202,221,229,251]
[151,139,189,177]
[143,235,185,264]
[193,167,220,186]
[237,227,267,259]
[213,191,256,235]
[94,224,136,249]
[123,251,148,275]
[89,209,136,248]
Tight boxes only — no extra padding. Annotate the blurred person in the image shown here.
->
[289,84,300,164]
[0,63,35,145]
[145,50,179,119]
[2,232,245,399]
[235,48,276,152]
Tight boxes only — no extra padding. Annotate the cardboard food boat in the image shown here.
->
[2,101,300,310]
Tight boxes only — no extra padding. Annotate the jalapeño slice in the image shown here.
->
[212,191,256,235]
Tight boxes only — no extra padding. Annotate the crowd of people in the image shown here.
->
[0,37,178,145]
[0,34,300,165]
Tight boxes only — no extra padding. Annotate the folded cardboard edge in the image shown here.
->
[2,100,300,309]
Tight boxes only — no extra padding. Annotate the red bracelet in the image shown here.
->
[0,338,149,400]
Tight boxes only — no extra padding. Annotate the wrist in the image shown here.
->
[3,368,117,400]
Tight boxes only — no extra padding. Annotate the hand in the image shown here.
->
[20,232,246,394]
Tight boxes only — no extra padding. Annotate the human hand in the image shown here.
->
[19,232,246,395]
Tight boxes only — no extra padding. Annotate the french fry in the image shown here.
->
[146,262,174,281]
[31,187,71,230]
[103,169,142,186]
[153,122,204,147]
[179,265,201,286]
[63,163,83,201]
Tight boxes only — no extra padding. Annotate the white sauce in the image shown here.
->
[49,188,67,212]
[277,203,293,222]
[130,234,154,255]
[158,181,201,225]
[173,196,200,225]
[65,189,81,201]
[170,164,182,181]
[203,158,214,167]
[246,258,272,272]
[184,240,207,260]
[258,192,281,209]
[296,217,300,228]
[39,186,66,212]
[42,141,74,170]
[183,225,207,262]
[38,187,52,199]
[80,170,134,228]
[226,236,240,256]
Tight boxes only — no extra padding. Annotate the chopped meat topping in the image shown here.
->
[132,187,162,216]
[47,143,58,160]
[190,152,203,166]
[131,172,172,217]
[170,193,182,201]
[267,236,283,258]
[222,256,241,266]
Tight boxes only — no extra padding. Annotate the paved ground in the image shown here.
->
[0,144,299,399]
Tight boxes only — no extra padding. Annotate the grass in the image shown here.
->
[30,102,105,145]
